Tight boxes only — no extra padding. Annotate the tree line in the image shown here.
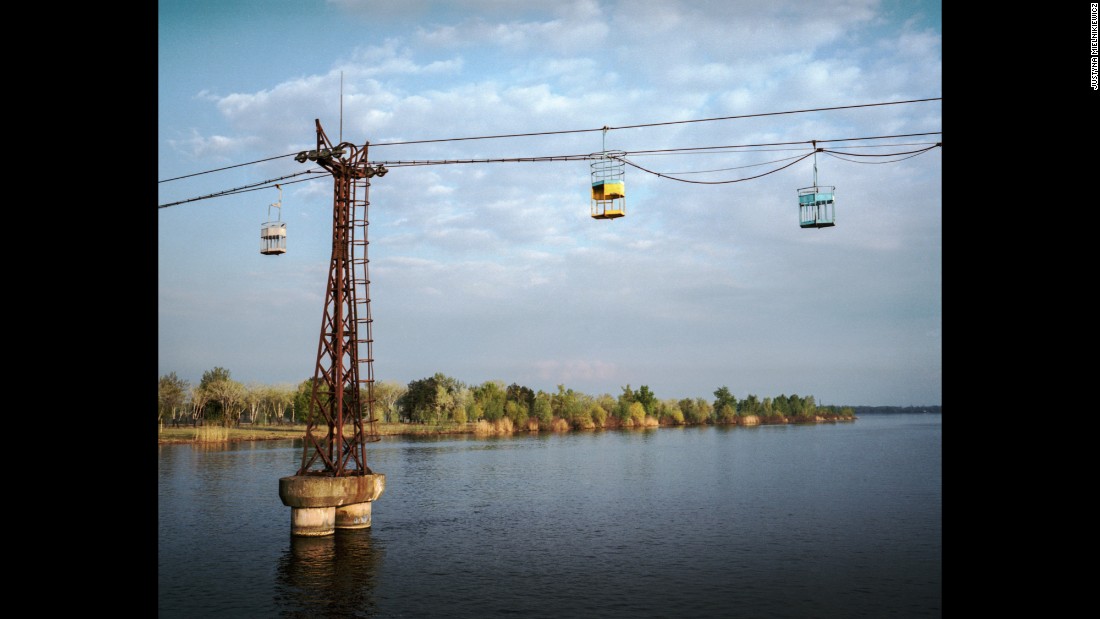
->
[159,368,854,430]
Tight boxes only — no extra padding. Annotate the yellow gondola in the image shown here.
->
[591,145,626,220]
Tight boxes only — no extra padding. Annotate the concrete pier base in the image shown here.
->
[335,502,372,529]
[290,506,337,537]
[279,473,385,537]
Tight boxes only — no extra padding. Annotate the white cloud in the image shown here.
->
[165,129,261,159]
[161,0,941,404]
[535,359,620,384]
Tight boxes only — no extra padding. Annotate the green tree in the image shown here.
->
[553,384,582,423]
[761,396,776,421]
[243,383,265,425]
[679,397,713,424]
[616,384,635,421]
[453,403,468,424]
[533,392,553,427]
[505,400,529,429]
[398,374,466,423]
[473,380,506,422]
[774,394,791,416]
[695,398,714,424]
[467,402,484,422]
[372,380,407,423]
[802,395,816,418]
[433,373,467,421]
[716,403,736,424]
[713,386,737,415]
[206,376,245,427]
[587,402,608,427]
[596,393,616,421]
[198,367,233,421]
[634,385,657,416]
[158,372,189,427]
[662,399,685,425]
[398,376,437,423]
[506,383,535,412]
[293,377,328,424]
[264,384,294,425]
[788,394,804,418]
[189,385,211,426]
[739,394,760,417]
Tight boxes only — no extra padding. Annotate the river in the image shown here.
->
[158,413,941,617]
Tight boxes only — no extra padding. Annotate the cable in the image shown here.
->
[619,151,817,185]
[821,145,940,164]
[212,174,324,197]
[372,132,942,167]
[158,170,326,209]
[369,97,942,147]
[621,132,941,157]
[827,141,940,150]
[655,153,808,175]
[628,141,940,157]
[819,145,940,158]
[158,99,941,183]
[626,145,941,184]
[824,151,927,165]
[158,137,943,208]
[158,152,300,184]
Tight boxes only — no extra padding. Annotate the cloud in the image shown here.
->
[535,359,620,384]
[165,129,261,160]
[160,0,941,404]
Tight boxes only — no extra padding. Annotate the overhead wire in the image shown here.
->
[158,98,941,183]
[821,145,941,164]
[622,144,942,184]
[158,170,327,209]
[364,97,941,147]
[368,132,941,168]
[653,153,809,175]
[619,152,817,185]
[158,152,299,184]
[627,141,941,157]
[158,134,942,207]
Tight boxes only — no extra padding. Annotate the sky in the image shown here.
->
[158,0,942,407]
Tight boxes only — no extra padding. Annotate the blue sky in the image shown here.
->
[158,0,941,406]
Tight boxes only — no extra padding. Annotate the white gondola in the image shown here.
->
[261,184,287,255]
[797,143,835,229]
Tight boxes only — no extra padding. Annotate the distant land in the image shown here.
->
[849,405,941,415]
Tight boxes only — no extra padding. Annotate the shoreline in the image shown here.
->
[157,415,857,445]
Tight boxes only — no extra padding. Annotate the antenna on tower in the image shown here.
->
[340,71,344,143]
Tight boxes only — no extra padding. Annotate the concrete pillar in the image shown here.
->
[279,473,385,537]
[290,506,336,537]
[335,502,372,529]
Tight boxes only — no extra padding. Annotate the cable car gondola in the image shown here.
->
[797,142,835,229]
[591,129,625,220]
[261,184,287,255]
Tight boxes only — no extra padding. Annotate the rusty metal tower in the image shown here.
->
[294,119,387,477]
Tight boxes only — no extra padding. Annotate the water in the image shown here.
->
[159,414,941,617]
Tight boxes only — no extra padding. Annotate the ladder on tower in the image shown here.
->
[350,174,381,444]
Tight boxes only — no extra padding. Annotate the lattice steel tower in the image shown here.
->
[294,119,387,477]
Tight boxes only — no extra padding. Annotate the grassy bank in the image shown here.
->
[157,421,476,444]
[158,416,854,444]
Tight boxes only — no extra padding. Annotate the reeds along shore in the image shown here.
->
[157,411,856,444]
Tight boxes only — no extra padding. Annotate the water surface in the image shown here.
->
[159,414,941,617]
